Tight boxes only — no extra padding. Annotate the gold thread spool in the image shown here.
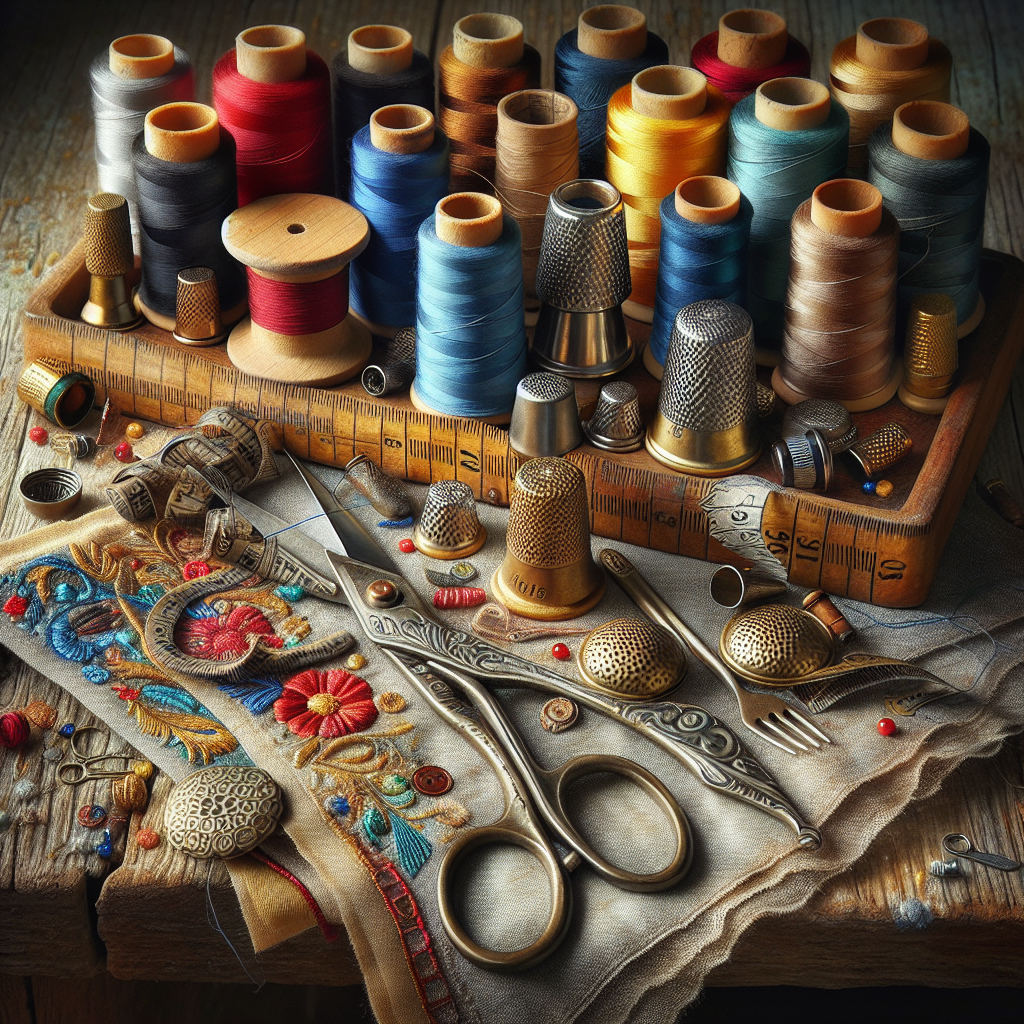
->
[605,65,730,319]
[717,9,788,69]
[898,292,959,414]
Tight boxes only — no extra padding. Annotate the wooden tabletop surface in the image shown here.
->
[0,0,1021,1016]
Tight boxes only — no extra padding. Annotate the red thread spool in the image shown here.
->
[0,711,30,749]
[213,26,332,207]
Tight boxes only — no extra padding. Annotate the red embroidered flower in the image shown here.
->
[113,685,141,702]
[175,606,284,660]
[4,595,28,618]
[274,669,378,739]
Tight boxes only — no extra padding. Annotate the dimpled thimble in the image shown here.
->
[509,372,583,458]
[898,293,959,414]
[413,480,487,560]
[847,422,913,480]
[781,399,858,453]
[81,192,142,331]
[582,381,644,452]
[173,267,226,345]
[362,327,416,397]
[492,457,605,620]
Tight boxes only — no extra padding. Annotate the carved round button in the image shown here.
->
[366,579,400,607]
[412,765,452,796]
[164,765,283,859]
[541,697,578,733]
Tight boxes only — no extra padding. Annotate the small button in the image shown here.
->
[412,765,453,796]
[366,579,400,608]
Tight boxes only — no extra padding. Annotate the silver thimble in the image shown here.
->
[710,565,788,609]
[509,372,583,458]
[173,267,226,345]
[771,429,833,490]
[532,179,633,378]
[582,381,644,452]
[782,399,857,453]
[340,455,411,521]
[847,422,913,480]
[646,300,760,475]
[413,480,487,560]
[362,327,416,397]
[81,192,142,331]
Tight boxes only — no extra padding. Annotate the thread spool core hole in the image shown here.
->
[287,224,305,234]
[860,17,928,47]
[439,195,499,222]
[811,179,883,237]
[581,6,646,32]
[717,9,788,69]
[755,77,830,130]
[109,34,175,79]
[373,105,431,132]
[856,18,929,71]
[892,100,970,160]
[148,103,217,134]
[759,78,825,108]
[675,176,740,224]
[501,90,576,127]
[453,14,524,69]
[632,66,708,120]
[577,5,647,60]
[457,13,521,42]
[239,25,305,50]
[720,9,785,36]
[350,25,410,51]
[112,34,173,59]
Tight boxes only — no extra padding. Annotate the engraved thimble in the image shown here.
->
[173,267,226,345]
[413,480,487,560]
[847,422,913,480]
[508,372,583,458]
[782,399,858,453]
[341,455,412,521]
[492,457,605,620]
[770,429,834,490]
[577,617,686,699]
[80,192,142,330]
[361,327,416,397]
[582,381,644,452]
[646,300,760,475]
[899,293,959,414]
[532,179,634,377]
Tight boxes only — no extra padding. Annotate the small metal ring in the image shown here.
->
[942,833,972,856]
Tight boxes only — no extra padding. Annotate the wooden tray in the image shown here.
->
[22,243,1024,607]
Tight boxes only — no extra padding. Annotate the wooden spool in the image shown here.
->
[452,13,524,69]
[235,25,307,84]
[576,6,647,61]
[222,193,371,387]
[856,18,929,72]
[347,25,414,74]
[717,9,788,70]
[754,77,830,131]
[108,34,175,79]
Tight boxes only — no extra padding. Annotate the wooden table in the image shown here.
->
[1,1,1021,1020]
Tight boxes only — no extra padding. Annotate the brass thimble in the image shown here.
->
[492,457,605,620]
[173,267,226,345]
[413,480,487,560]
[847,422,913,480]
[80,193,142,330]
[361,327,416,397]
[582,381,644,452]
[577,617,686,699]
[899,293,958,414]
[756,382,782,421]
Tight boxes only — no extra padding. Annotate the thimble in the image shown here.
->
[781,399,857,453]
[532,179,633,377]
[899,293,959,414]
[492,458,605,620]
[646,300,760,475]
[710,565,788,609]
[342,455,412,521]
[361,327,415,397]
[771,429,834,490]
[582,381,644,452]
[80,193,142,331]
[413,480,487,560]
[847,422,913,480]
[20,468,83,520]
[756,382,782,421]
[173,267,226,345]
[577,617,686,699]
[508,373,583,458]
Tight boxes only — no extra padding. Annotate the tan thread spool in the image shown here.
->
[453,13,525,69]
[109,34,175,79]
[235,25,306,83]
[576,6,647,61]
[717,9,788,70]
[754,77,831,131]
[347,25,414,74]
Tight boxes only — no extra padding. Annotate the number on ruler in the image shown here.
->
[795,535,821,562]
[878,558,906,580]
[459,448,480,473]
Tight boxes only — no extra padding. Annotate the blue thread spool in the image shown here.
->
[727,79,849,360]
[349,105,449,336]
[411,193,527,422]
[646,176,752,379]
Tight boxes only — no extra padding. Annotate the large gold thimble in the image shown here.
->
[492,458,605,620]
[80,193,142,330]
[898,293,959,414]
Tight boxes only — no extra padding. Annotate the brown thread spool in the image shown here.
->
[802,590,855,642]
[717,9,788,69]
[773,179,901,411]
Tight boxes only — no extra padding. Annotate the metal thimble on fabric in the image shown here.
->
[80,192,143,331]
[577,617,686,699]
[770,429,834,491]
[508,372,583,458]
[847,422,913,480]
[413,480,487,560]
[532,179,634,377]
[646,300,760,475]
[342,455,412,521]
[781,399,858,453]
[362,327,416,397]
[582,381,644,452]
[173,267,226,345]
[492,457,605,620]
[898,293,959,414]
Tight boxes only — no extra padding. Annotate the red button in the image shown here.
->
[398,538,416,554]
[551,643,571,661]
[412,765,453,796]
[877,717,897,737]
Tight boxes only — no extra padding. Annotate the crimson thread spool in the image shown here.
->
[213,25,332,207]
[222,193,371,386]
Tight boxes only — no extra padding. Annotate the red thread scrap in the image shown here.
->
[248,849,338,943]
[690,32,812,104]
[246,268,349,336]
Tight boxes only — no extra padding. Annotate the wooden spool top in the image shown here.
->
[222,193,370,282]
[497,89,578,143]
[577,6,647,61]
[435,193,503,247]
[453,14,525,69]
[348,25,414,74]
[109,34,175,79]
[675,176,741,224]
[856,18,929,71]
[717,9,788,70]
[235,25,307,84]
[755,77,831,131]
[370,105,435,153]
[811,179,883,238]
[632,66,707,120]
[144,103,219,163]
[893,100,970,160]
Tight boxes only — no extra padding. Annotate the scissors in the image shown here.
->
[57,727,135,786]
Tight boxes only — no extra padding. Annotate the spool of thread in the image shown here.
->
[605,66,730,319]
[645,175,752,379]
[133,102,245,331]
[495,89,579,308]
[773,179,901,411]
[553,6,668,178]
[349,105,449,337]
[222,193,371,387]
[332,26,435,200]
[90,35,194,235]
[829,17,951,172]
[213,25,332,207]
[690,8,811,104]
[727,77,849,359]
[438,14,542,193]
[868,101,989,337]
[411,193,527,423]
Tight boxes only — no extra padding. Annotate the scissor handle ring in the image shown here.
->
[436,823,571,972]
[56,762,87,785]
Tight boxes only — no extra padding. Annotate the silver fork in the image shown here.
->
[599,550,831,756]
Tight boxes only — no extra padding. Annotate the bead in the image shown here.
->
[275,585,305,602]
[377,692,407,714]
[97,829,112,857]
[130,558,143,570]
[433,587,487,609]
[182,560,210,580]
[113,441,134,463]
[326,795,350,818]
[285,637,300,648]
[77,804,108,829]
[541,697,579,734]
[0,711,30,749]
[551,643,571,661]
[346,653,367,671]
[412,765,453,796]
[132,760,154,779]
[878,717,898,737]
[875,479,894,498]
[29,426,49,444]
[136,828,160,850]
[59,722,76,737]
[125,422,145,440]
[3,595,28,617]
[398,538,416,553]
[862,481,876,494]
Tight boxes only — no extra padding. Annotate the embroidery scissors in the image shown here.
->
[57,727,135,786]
